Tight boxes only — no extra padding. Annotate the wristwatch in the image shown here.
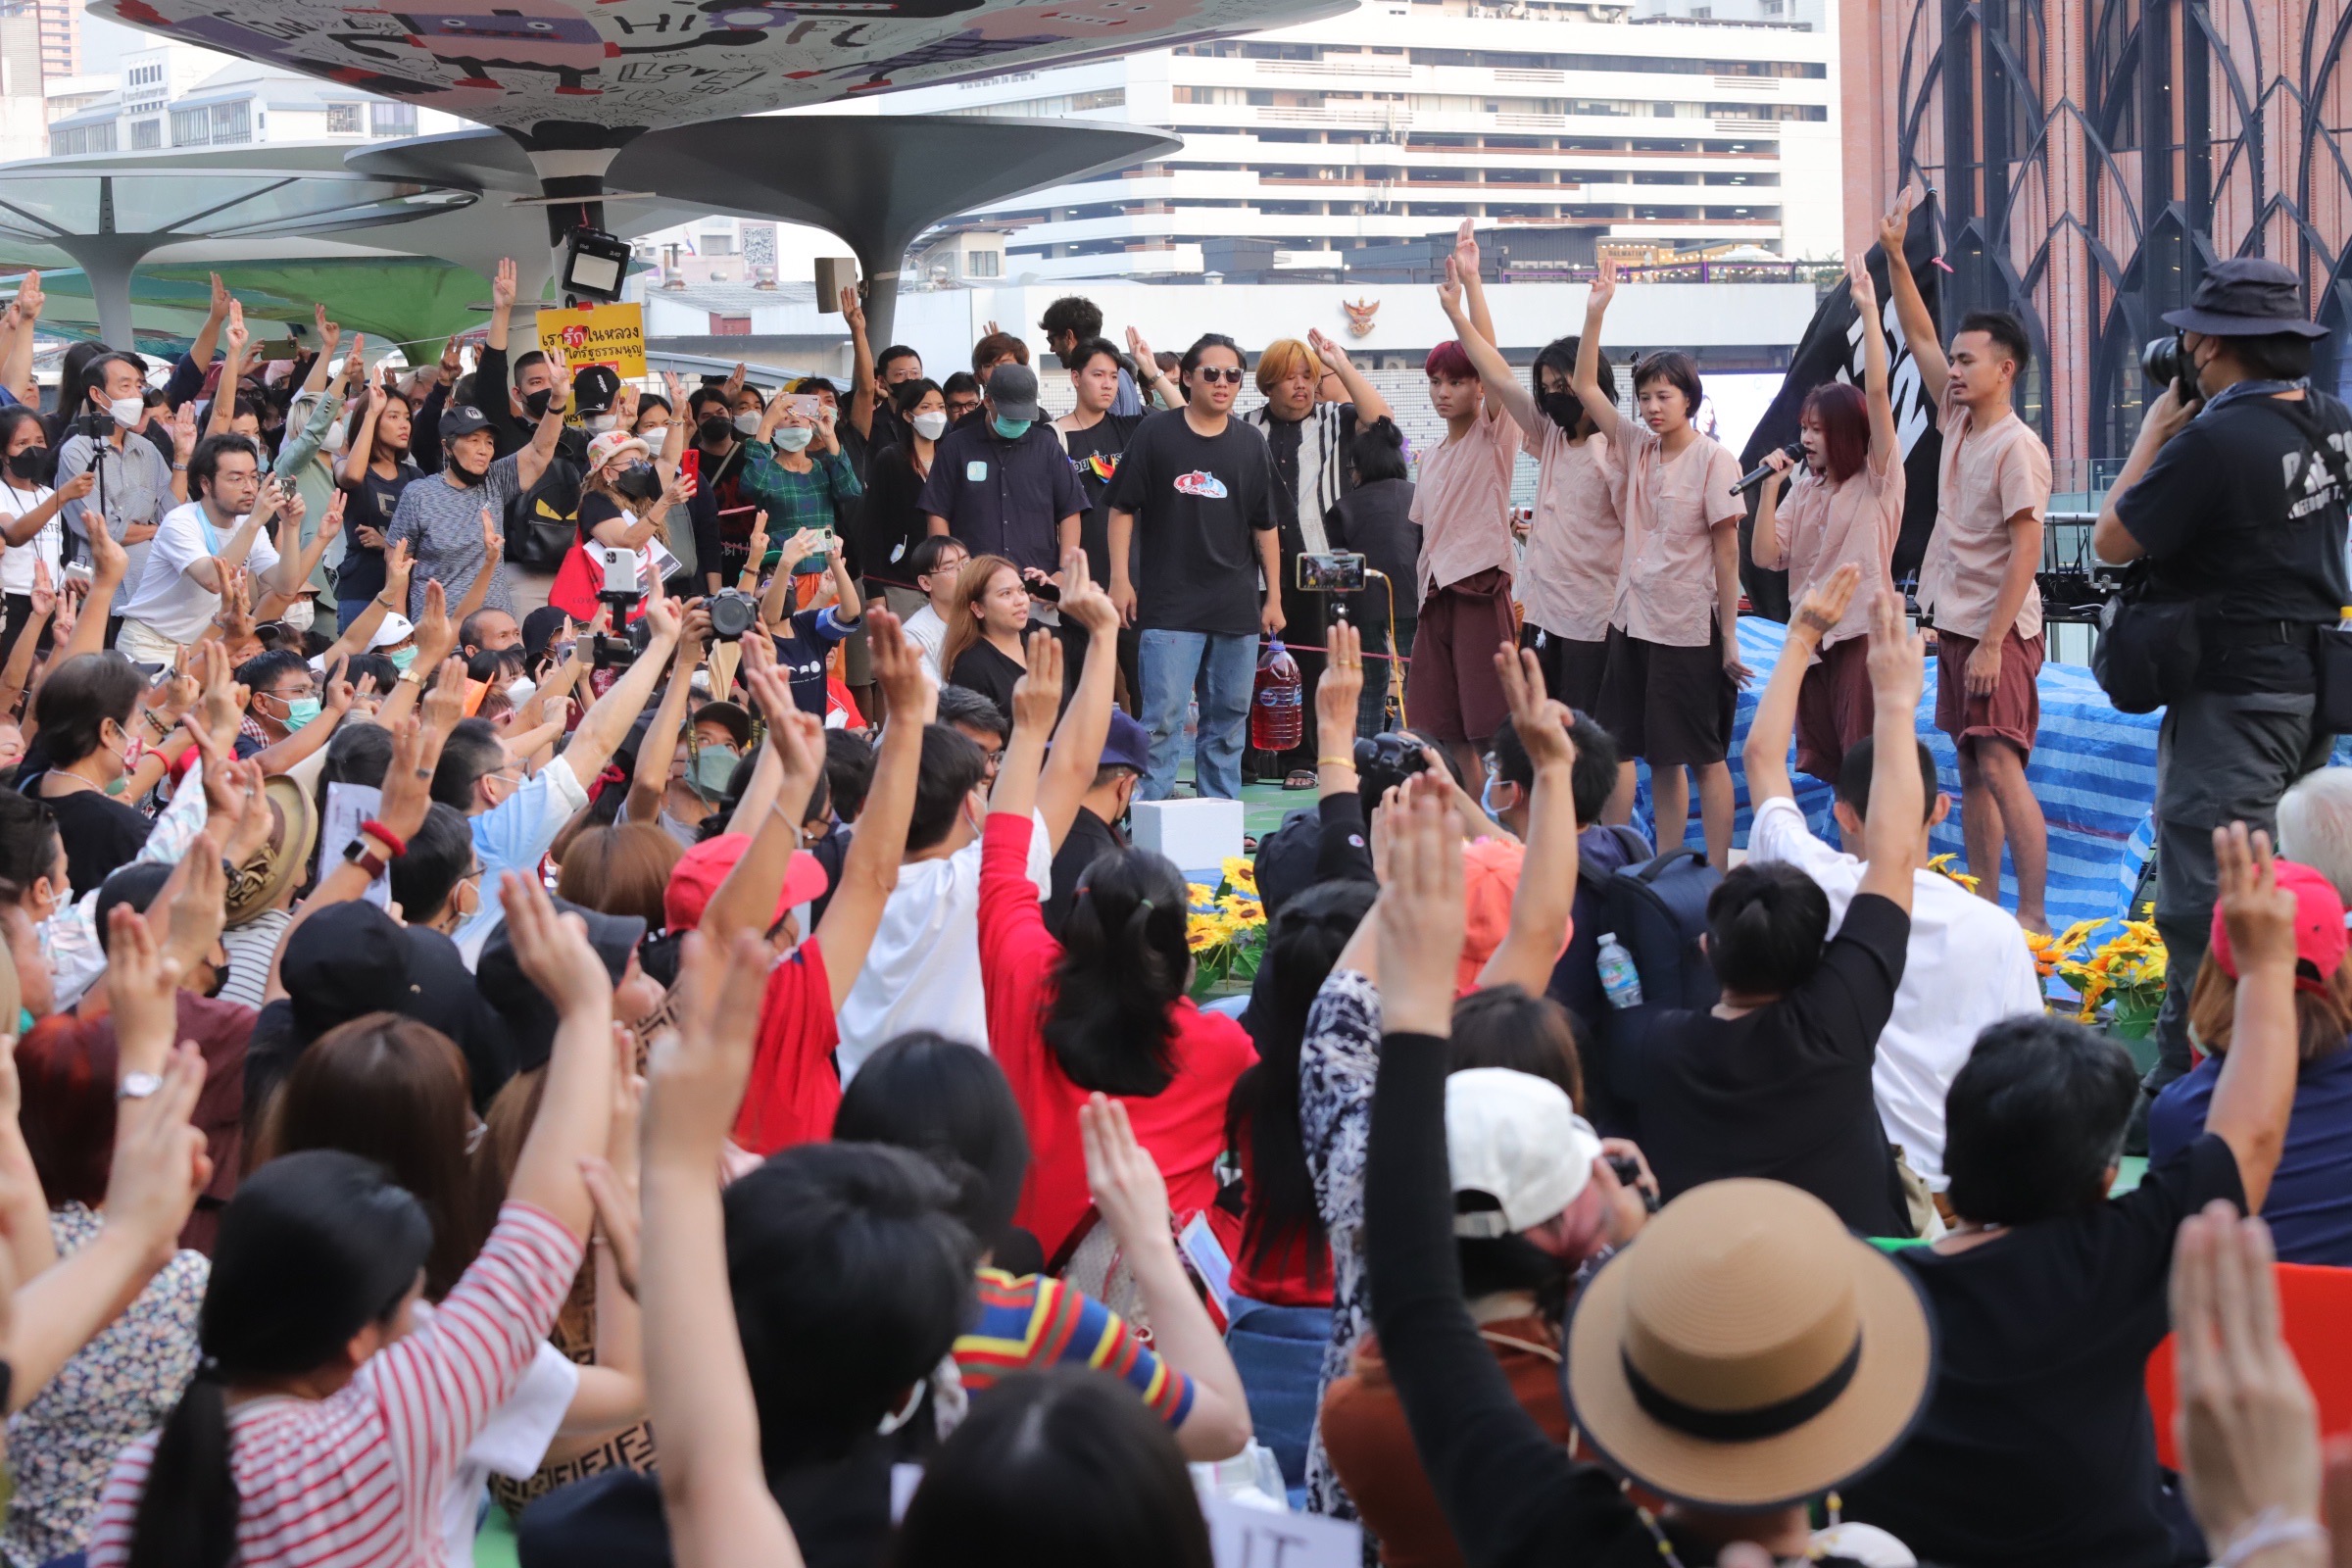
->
[342,835,390,880]
[118,1071,163,1101]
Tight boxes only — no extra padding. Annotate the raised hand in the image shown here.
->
[315,302,341,357]
[383,537,414,600]
[1453,216,1481,279]
[1494,642,1576,773]
[866,606,937,727]
[1791,561,1862,642]
[1587,258,1619,316]
[1057,552,1118,635]
[338,333,367,387]
[1079,1094,1171,1254]
[420,655,468,738]
[479,505,503,565]
[1306,327,1352,375]
[544,348,573,416]
[317,488,346,546]
[642,928,773,1166]
[1847,255,1879,318]
[2218,822,2296,977]
[378,711,450,838]
[1438,256,1466,319]
[13,269,40,324]
[491,256,517,314]
[86,509,127,589]
[222,298,249,359]
[415,577,456,664]
[1864,586,1925,710]
[171,402,198,463]
[1317,618,1364,742]
[105,905,183,1070]
[1125,324,1155,368]
[504,871,613,1019]
[839,283,865,335]
[25,559,52,621]
[439,336,465,379]
[101,1042,212,1267]
[1377,781,1466,1038]
[1009,627,1063,741]
[1879,185,1914,259]
[207,271,230,320]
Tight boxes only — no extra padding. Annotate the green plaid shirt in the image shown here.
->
[740,444,861,547]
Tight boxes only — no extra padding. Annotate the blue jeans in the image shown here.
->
[1138,628,1257,801]
[337,597,375,637]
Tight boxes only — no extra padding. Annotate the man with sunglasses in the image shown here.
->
[1106,333,1282,802]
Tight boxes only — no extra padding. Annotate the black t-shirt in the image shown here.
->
[337,461,419,604]
[1057,412,1145,586]
[1325,477,1422,632]
[1046,805,1122,935]
[1637,891,1911,1237]
[950,638,1025,729]
[1843,1134,2245,1568]
[44,783,153,893]
[1102,410,1277,636]
[855,443,932,590]
[2115,389,2352,694]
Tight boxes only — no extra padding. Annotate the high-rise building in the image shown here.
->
[33,0,73,82]
[839,0,1838,283]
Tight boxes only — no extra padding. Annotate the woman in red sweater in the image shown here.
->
[978,622,1257,1263]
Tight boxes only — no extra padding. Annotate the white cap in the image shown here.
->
[368,612,416,652]
[1446,1068,1601,1238]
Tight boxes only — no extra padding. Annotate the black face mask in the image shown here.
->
[612,461,662,505]
[697,415,734,447]
[520,387,556,419]
[1541,390,1585,432]
[6,448,46,481]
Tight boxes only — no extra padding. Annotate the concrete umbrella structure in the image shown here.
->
[93,0,1340,311]
[0,165,473,350]
[347,117,1181,345]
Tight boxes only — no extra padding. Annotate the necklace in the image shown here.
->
[1625,1483,1838,1566]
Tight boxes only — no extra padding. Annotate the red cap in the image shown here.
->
[664,831,830,933]
[2207,858,2348,995]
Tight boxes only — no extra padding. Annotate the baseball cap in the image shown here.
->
[1446,1068,1601,1236]
[1098,710,1150,774]
[521,606,572,662]
[693,700,754,750]
[585,428,651,471]
[985,363,1041,423]
[663,831,829,933]
[475,899,646,1072]
[368,612,416,652]
[440,403,493,439]
[2207,858,2349,994]
[573,363,623,415]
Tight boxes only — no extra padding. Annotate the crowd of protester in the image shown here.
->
[0,190,2347,1568]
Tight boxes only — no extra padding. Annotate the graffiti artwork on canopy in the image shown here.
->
[94,0,1322,140]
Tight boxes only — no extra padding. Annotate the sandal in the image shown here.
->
[1284,769,1319,790]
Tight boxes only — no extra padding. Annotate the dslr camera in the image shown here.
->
[2142,331,2191,394]
[706,587,762,642]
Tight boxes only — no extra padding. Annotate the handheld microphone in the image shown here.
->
[1731,441,1807,496]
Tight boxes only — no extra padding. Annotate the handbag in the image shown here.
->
[504,457,585,573]
[2092,566,2198,714]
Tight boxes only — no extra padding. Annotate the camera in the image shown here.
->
[2142,332,2190,392]
[592,546,649,671]
[1297,551,1368,593]
[1352,729,1432,803]
[706,587,762,642]
[792,528,834,578]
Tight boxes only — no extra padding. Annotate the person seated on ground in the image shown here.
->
[1041,708,1148,937]
[834,553,1119,1079]
[527,930,978,1568]
[1363,785,1935,1568]
[1638,587,1925,1238]
[1322,1065,1652,1568]
[1294,643,1583,1521]
[253,1010,647,1568]
[20,654,159,893]
[935,681,1009,777]
[759,527,863,720]
[88,874,615,1568]
[977,624,1257,1264]
[1743,564,2044,1207]
[2277,764,2352,908]
[898,533,967,680]
[1838,823,2307,1567]
[834,1032,1252,1459]
[2148,858,2352,1264]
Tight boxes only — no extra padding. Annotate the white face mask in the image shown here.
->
[107,396,145,429]
[733,412,762,436]
[910,411,949,441]
[506,676,537,705]
[587,414,617,434]
[319,422,347,455]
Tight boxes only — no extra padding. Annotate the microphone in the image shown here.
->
[1731,441,1806,496]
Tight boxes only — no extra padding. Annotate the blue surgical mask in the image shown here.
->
[691,746,739,800]
[282,696,322,731]
[773,425,814,454]
[991,415,1032,441]
[1480,772,1510,823]
[387,645,417,671]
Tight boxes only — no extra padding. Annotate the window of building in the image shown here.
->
[130,118,160,150]
[54,123,117,155]
[965,250,1002,278]
[170,106,209,145]
[700,232,737,256]
[370,102,417,137]
[326,103,363,134]
[211,100,251,144]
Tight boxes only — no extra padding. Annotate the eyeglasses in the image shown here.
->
[1193,366,1245,385]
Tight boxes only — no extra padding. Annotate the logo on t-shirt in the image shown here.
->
[1174,469,1229,500]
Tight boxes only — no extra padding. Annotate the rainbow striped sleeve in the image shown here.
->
[954,1268,1197,1427]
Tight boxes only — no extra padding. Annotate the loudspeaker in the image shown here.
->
[814,258,859,312]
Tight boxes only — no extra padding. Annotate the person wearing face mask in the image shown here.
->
[56,352,175,620]
[918,363,1084,581]
[271,320,365,630]
[0,404,96,666]
[682,384,758,577]
[857,377,952,618]
[618,607,740,847]
[740,390,862,578]
[336,382,423,635]
[22,654,161,891]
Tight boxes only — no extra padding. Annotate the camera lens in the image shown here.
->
[2141,333,2187,390]
[706,588,759,642]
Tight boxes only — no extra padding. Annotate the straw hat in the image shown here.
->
[1564,1179,1934,1510]
[224,776,320,927]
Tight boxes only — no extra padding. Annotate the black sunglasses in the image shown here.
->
[1193,366,1245,385]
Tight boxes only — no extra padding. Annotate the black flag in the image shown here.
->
[1739,190,1945,620]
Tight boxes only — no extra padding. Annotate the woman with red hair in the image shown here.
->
[1752,257,1906,785]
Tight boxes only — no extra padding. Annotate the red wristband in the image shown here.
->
[359,819,407,858]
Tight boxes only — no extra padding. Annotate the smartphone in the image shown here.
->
[793,528,833,577]
[598,544,641,598]
[784,393,821,419]
[1297,551,1367,592]
[679,448,700,487]
[63,561,93,590]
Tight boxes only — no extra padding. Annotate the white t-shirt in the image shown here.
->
[834,808,1053,1080]
[0,479,59,597]
[119,499,281,643]
[418,1297,580,1568]
[1745,795,2045,1188]
[903,603,949,680]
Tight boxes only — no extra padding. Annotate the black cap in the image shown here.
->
[1250,806,1326,923]
[475,897,646,1073]
[2162,259,2328,339]
[693,700,754,749]
[279,901,412,1041]
[573,364,622,415]
[440,403,494,439]
[521,605,572,662]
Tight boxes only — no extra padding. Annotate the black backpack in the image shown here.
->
[504,453,585,573]
[1578,844,1721,1120]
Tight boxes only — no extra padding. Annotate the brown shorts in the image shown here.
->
[1406,568,1518,744]
[1597,622,1737,768]
[1521,622,1611,716]
[1933,624,2042,759]
[1795,635,1875,786]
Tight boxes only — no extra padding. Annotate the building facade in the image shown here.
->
[47,42,459,156]
[1842,0,2352,478]
[838,0,1839,283]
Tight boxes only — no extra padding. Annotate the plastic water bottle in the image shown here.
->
[1250,639,1303,754]
[1596,933,1643,1010]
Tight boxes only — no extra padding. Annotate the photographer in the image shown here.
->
[2092,258,2350,1128]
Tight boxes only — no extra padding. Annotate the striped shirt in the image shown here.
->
[87,1202,583,1568]
[952,1267,1196,1427]
[1242,401,1354,556]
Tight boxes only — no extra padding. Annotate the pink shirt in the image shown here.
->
[1518,421,1623,643]
[89,1202,583,1568]
[1916,383,2052,642]
[1774,444,1904,653]
[1610,423,1744,648]
[1409,401,1521,598]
